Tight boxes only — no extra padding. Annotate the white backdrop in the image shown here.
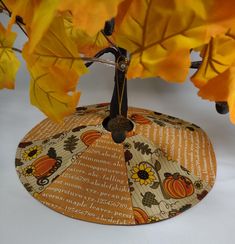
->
[1,14,235,244]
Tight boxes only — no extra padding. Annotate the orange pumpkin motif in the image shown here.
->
[22,148,62,186]
[33,155,57,178]
[133,207,149,224]
[130,114,152,125]
[163,173,194,199]
[81,130,102,146]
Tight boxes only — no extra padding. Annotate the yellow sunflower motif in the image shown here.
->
[22,165,35,176]
[22,145,42,161]
[148,216,160,223]
[131,163,156,185]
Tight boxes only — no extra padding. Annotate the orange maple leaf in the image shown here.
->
[23,17,87,120]
[191,28,235,123]
[114,0,235,82]
[58,0,124,36]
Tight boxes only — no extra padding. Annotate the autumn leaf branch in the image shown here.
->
[0,0,233,122]
[12,47,22,53]
[0,0,28,36]
[0,0,117,68]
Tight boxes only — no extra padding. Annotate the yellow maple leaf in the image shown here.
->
[0,22,20,89]
[23,16,87,120]
[190,28,235,123]
[114,0,235,82]
[64,15,109,56]
[174,0,235,25]
[5,0,60,52]
[23,16,87,75]
[28,0,61,52]
[191,29,235,88]
[196,65,235,123]
[58,0,124,36]
[29,64,80,121]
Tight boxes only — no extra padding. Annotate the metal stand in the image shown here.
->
[101,47,133,143]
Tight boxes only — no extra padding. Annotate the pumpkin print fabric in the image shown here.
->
[15,103,216,225]
[163,173,194,199]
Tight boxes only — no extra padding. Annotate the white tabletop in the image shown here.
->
[1,20,235,244]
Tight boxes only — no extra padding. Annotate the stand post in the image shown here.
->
[110,48,128,119]
[101,47,133,143]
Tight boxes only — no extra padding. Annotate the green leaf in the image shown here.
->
[150,181,160,189]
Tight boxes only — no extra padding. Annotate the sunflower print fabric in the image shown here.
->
[15,103,216,225]
[22,145,42,161]
[131,163,156,185]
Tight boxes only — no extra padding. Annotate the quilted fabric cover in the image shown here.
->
[15,103,216,225]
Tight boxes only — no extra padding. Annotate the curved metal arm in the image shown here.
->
[84,45,129,119]
[85,47,119,68]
